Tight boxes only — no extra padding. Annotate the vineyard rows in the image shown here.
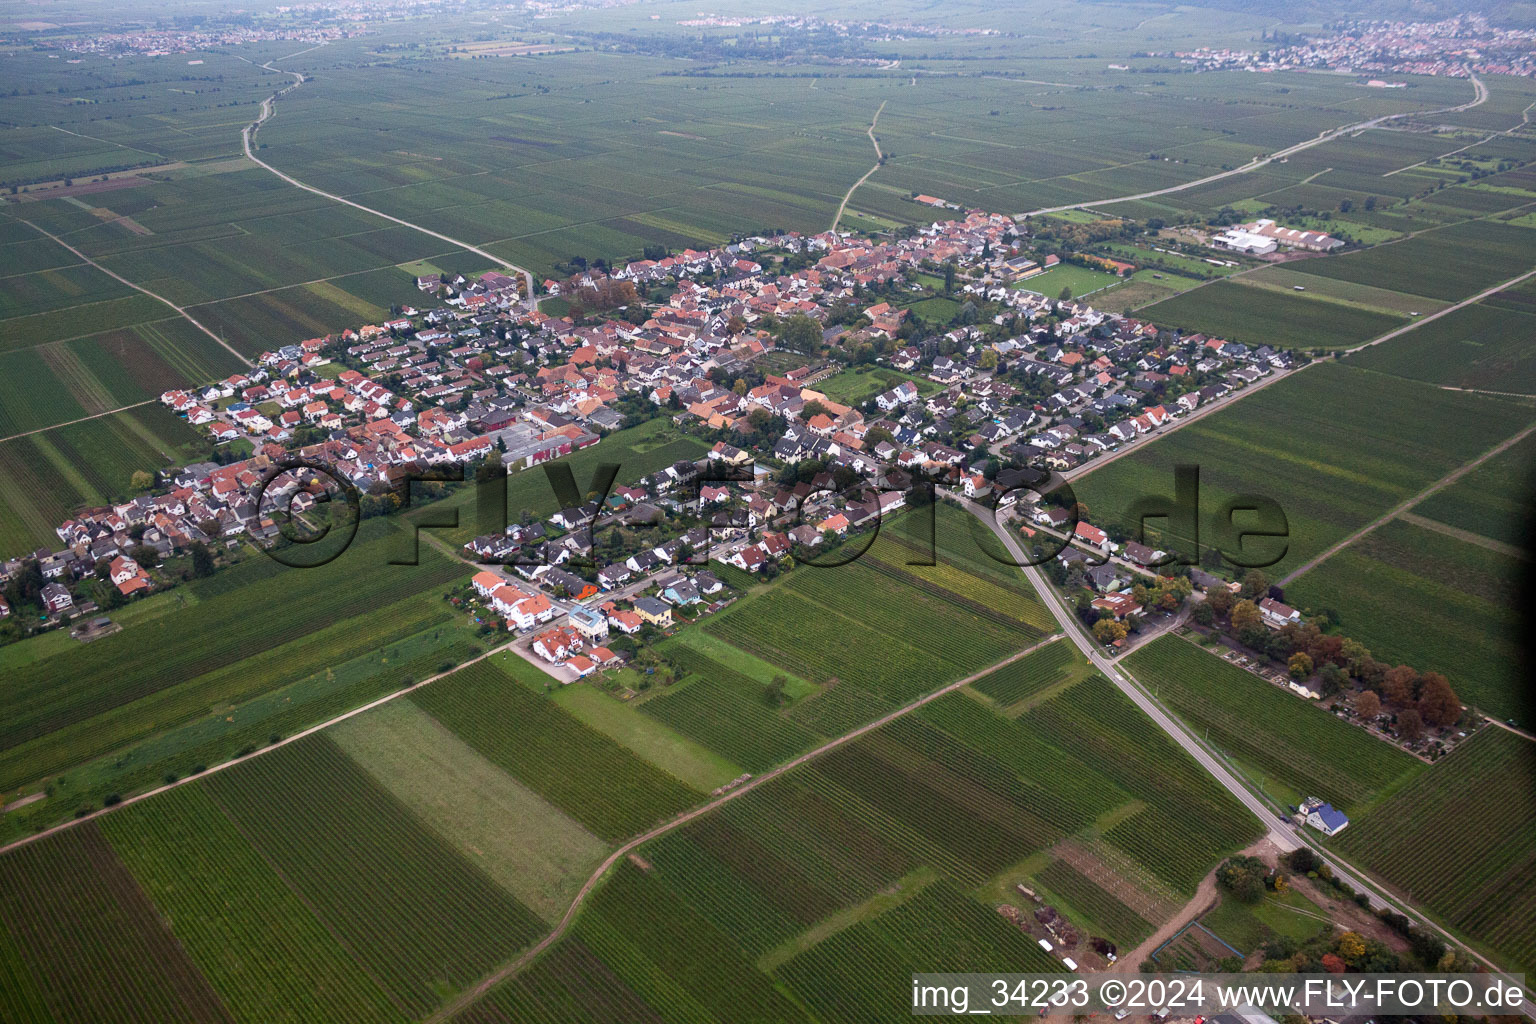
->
[1125,637,1421,811]
[1338,728,1536,975]
[971,639,1076,707]
[101,785,403,1024]
[705,588,957,702]
[204,736,543,1016]
[785,683,894,737]
[644,647,817,771]
[0,539,464,791]
[775,881,1062,1024]
[0,825,232,1024]
[411,661,701,842]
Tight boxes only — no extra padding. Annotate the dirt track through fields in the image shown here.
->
[425,632,1065,1023]
[832,100,887,230]
[1278,417,1536,586]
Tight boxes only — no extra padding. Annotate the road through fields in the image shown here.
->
[240,48,541,310]
[425,632,1067,1022]
[1020,72,1488,218]
[950,493,1536,1012]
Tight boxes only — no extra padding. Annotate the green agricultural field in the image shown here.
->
[1124,636,1423,813]
[101,785,404,1024]
[1346,302,1536,393]
[969,636,1083,710]
[1338,728,1536,978]
[1240,264,1448,317]
[0,597,479,846]
[410,659,702,842]
[1022,675,1263,895]
[0,519,465,801]
[550,680,743,792]
[330,700,610,923]
[454,656,1254,1024]
[1281,218,1536,302]
[1073,363,1536,579]
[1095,269,1199,310]
[203,736,546,1015]
[1141,279,1406,350]
[0,403,208,557]
[774,881,1062,1023]
[0,823,235,1024]
[642,643,820,772]
[703,546,1043,705]
[1410,431,1536,551]
[1285,518,1529,723]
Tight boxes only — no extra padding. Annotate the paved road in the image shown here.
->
[1019,72,1487,218]
[948,493,1299,852]
[948,493,1536,1008]
[242,52,540,311]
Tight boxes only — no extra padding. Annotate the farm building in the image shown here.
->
[1211,228,1276,255]
[1299,796,1349,836]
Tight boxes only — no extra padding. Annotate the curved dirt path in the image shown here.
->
[242,50,540,310]
[831,100,887,230]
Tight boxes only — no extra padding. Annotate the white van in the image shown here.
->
[1037,938,1053,952]
[1061,957,1078,971]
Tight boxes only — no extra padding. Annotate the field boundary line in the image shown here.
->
[0,629,529,858]
[1277,416,1536,586]
[241,50,540,311]
[1071,261,1536,490]
[1398,511,1529,559]
[425,632,1065,1022]
[1384,98,1535,176]
[0,400,157,446]
[1019,70,1487,217]
[11,217,252,368]
[1348,264,1536,351]
[831,99,887,230]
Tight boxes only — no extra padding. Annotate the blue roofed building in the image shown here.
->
[1300,796,1349,837]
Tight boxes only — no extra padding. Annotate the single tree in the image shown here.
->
[189,542,215,579]
[1416,672,1461,727]
[1206,586,1234,617]
[1396,708,1425,743]
[1239,569,1270,599]
[1229,598,1261,632]
[1355,689,1382,721]
[1287,651,1314,680]
[1381,664,1418,706]
[1092,618,1127,645]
